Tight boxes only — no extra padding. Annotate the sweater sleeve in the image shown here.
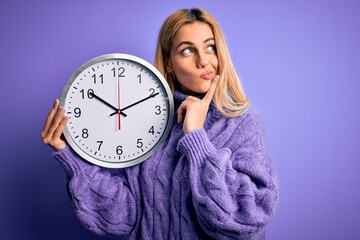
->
[177,110,279,239]
[52,147,138,236]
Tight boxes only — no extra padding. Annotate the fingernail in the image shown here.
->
[215,75,220,81]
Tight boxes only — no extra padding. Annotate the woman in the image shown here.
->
[41,8,279,240]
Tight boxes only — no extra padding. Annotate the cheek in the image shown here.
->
[211,57,219,71]
[173,62,193,80]
[176,73,191,88]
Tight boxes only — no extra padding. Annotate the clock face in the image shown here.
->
[60,54,174,168]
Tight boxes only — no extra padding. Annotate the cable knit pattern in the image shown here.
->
[52,90,279,240]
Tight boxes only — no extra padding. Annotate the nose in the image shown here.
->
[196,52,209,68]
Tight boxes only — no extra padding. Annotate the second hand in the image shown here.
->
[117,66,121,130]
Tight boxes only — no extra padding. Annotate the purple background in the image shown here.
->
[1,0,359,239]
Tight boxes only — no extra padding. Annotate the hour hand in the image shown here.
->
[89,92,127,117]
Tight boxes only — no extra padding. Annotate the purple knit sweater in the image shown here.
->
[53,90,279,240]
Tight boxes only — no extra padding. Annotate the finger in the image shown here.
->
[185,96,199,102]
[203,75,219,103]
[53,115,69,140]
[46,107,66,140]
[177,104,185,124]
[41,99,60,138]
[177,96,197,124]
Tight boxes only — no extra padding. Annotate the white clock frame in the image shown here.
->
[60,53,174,168]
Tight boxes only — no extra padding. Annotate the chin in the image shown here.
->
[197,86,211,94]
[181,83,210,95]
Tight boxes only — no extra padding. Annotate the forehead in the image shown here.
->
[173,21,214,43]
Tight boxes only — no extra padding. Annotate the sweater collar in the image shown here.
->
[174,90,206,108]
[173,90,221,128]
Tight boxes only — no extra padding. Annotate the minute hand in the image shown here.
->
[110,92,159,116]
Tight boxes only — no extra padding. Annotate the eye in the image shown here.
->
[181,48,194,56]
[207,45,216,52]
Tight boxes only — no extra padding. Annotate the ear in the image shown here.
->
[165,58,173,73]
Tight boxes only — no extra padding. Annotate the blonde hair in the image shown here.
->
[154,8,249,117]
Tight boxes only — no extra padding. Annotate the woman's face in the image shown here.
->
[167,21,218,95]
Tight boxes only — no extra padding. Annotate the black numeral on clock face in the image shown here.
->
[155,105,161,115]
[137,139,143,148]
[92,74,104,84]
[111,67,125,77]
[116,145,123,155]
[80,89,94,99]
[82,128,89,138]
[149,88,155,95]
[74,107,81,118]
[148,126,155,135]
[97,141,103,151]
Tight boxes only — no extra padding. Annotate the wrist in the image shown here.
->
[177,128,216,160]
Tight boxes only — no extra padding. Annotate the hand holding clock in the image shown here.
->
[177,75,219,134]
[41,99,68,151]
[41,54,175,167]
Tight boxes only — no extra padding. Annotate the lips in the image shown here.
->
[200,71,214,80]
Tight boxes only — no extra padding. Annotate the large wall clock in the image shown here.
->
[60,53,174,168]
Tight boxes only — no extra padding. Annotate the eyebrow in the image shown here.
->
[176,37,215,50]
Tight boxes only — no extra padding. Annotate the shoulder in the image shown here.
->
[234,105,265,134]
[209,105,268,150]
[214,105,265,135]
